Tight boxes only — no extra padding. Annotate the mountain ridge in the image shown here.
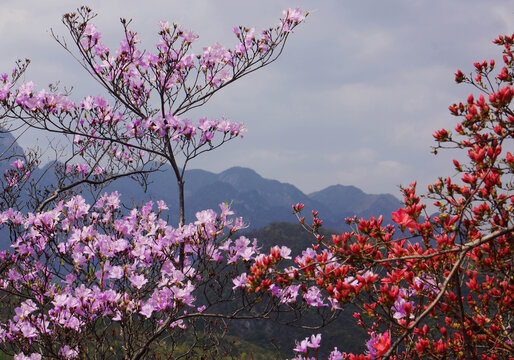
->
[0,132,403,231]
[124,164,402,230]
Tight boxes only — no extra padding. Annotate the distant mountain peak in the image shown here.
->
[0,132,24,158]
[219,166,262,179]
[0,132,402,231]
[309,184,364,197]
[217,166,267,191]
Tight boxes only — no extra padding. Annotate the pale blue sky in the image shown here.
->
[1,0,513,197]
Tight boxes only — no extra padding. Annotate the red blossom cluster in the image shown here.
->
[253,34,514,359]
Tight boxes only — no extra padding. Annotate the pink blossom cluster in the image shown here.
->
[10,81,75,113]
[6,78,246,167]
[4,159,31,187]
[126,114,246,143]
[289,331,393,360]
[75,7,306,100]
[281,8,307,33]
[0,7,311,358]
[0,192,264,358]
[291,333,345,360]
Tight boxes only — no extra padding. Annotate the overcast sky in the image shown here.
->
[1,0,514,198]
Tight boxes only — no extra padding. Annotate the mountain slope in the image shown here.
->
[309,184,402,229]
[132,166,402,230]
[0,132,402,231]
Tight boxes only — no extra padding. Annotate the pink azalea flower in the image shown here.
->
[157,200,168,211]
[194,209,216,225]
[283,8,306,23]
[59,345,79,359]
[181,29,198,43]
[14,299,38,320]
[14,353,41,360]
[140,303,154,319]
[279,285,300,304]
[293,338,310,354]
[329,348,343,360]
[232,273,248,290]
[19,322,38,339]
[65,196,90,220]
[52,294,70,308]
[129,274,148,289]
[107,265,124,279]
[303,287,326,307]
[11,159,25,170]
[308,334,321,349]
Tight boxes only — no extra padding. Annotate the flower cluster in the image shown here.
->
[0,8,307,190]
[246,33,514,359]
[0,193,264,358]
[291,334,344,360]
[0,6,309,359]
[4,159,31,188]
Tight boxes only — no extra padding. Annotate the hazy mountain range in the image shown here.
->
[122,166,403,230]
[0,131,402,231]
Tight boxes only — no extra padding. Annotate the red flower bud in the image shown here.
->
[433,129,449,141]
[455,69,465,83]
[440,327,447,337]
[292,203,304,213]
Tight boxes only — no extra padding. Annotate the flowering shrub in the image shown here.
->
[0,192,260,358]
[0,7,309,359]
[250,34,514,359]
[0,6,307,225]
